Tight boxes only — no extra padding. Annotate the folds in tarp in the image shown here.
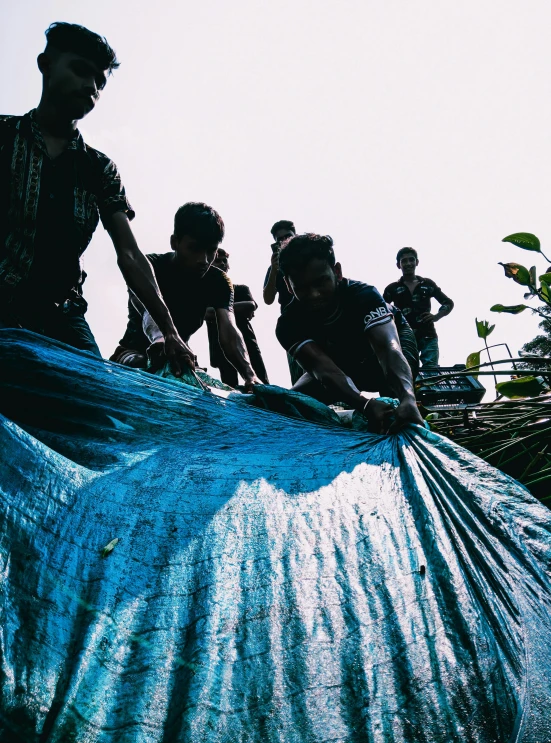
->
[1,329,551,743]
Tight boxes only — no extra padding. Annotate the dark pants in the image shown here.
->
[417,335,439,369]
[0,299,101,357]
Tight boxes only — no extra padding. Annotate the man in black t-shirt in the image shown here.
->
[384,247,454,369]
[206,249,269,387]
[0,23,190,370]
[111,203,262,391]
[276,234,424,432]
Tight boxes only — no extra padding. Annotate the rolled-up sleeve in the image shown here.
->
[98,158,135,226]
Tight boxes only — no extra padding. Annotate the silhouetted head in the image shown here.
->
[213,248,230,273]
[37,22,119,120]
[396,247,419,276]
[170,202,225,276]
[270,220,296,247]
[279,233,342,311]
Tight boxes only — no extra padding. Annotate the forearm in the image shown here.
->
[379,346,416,401]
[118,251,175,336]
[142,311,164,344]
[263,269,278,305]
[220,327,256,381]
[434,301,454,320]
[312,366,365,410]
[234,301,256,318]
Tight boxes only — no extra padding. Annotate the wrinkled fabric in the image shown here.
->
[1,330,551,743]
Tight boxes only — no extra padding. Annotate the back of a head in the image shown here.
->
[174,202,225,244]
[396,247,418,265]
[279,233,335,277]
[270,220,295,238]
[44,22,119,74]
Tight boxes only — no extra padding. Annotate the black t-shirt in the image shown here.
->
[383,276,453,340]
[119,253,233,351]
[263,266,294,310]
[276,278,393,391]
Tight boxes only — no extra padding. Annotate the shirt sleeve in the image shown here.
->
[234,284,257,308]
[355,285,393,332]
[430,281,454,310]
[210,270,234,311]
[276,309,315,357]
[97,157,135,226]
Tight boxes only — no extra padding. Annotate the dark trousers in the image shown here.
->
[0,300,101,357]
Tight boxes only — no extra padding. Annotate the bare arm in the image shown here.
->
[263,251,280,305]
[294,342,365,410]
[105,213,193,373]
[216,308,262,390]
[366,320,424,430]
[234,300,257,320]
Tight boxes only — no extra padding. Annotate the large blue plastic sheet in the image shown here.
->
[1,329,551,743]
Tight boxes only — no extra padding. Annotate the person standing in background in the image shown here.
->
[384,247,454,369]
[263,219,302,384]
[206,248,269,387]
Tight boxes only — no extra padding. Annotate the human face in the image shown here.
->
[213,251,229,273]
[273,227,295,246]
[171,234,219,276]
[399,252,418,277]
[41,51,107,120]
[286,258,342,312]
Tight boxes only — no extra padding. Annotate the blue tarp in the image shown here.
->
[1,329,551,742]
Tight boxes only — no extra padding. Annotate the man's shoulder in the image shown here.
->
[0,115,23,141]
[342,279,385,302]
[383,279,401,294]
[81,140,117,170]
[0,115,21,126]
[206,265,233,288]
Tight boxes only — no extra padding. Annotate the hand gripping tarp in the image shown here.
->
[1,329,551,743]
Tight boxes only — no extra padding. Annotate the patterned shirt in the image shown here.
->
[0,109,134,304]
[383,276,454,340]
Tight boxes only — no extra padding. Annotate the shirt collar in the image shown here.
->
[27,109,86,154]
[399,275,425,284]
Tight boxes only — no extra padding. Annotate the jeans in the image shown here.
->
[0,298,102,358]
[417,336,439,369]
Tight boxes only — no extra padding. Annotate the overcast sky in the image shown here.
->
[2,0,550,389]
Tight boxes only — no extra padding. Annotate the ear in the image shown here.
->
[334,262,343,281]
[170,234,178,251]
[416,258,419,266]
[37,53,50,76]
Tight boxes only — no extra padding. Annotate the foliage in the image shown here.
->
[475,319,495,339]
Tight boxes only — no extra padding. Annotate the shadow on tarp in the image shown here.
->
[1,330,551,742]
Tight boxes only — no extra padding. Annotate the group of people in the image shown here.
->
[0,22,455,432]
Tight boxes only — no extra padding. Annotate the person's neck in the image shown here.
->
[35,99,78,140]
[402,272,418,283]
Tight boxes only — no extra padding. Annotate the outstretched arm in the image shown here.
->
[216,308,262,391]
[106,212,193,374]
[366,320,424,430]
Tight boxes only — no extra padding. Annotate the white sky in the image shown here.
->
[2,1,550,390]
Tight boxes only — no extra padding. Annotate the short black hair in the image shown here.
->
[44,22,120,74]
[215,248,229,259]
[174,202,225,243]
[270,220,296,238]
[396,247,418,264]
[279,233,335,277]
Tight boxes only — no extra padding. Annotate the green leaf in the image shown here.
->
[490,304,528,314]
[530,266,538,287]
[541,280,551,304]
[101,538,119,558]
[539,272,551,285]
[466,351,481,379]
[502,232,541,252]
[498,262,532,286]
[425,412,440,421]
[496,376,546,399]
[476,319,495,339]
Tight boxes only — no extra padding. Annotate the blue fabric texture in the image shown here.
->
[1,329,551,742]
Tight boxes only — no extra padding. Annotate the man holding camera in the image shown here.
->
[263,220,302,383]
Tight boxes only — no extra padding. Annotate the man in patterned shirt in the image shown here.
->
[0,22,191,372]
[384,247,454,369]
[275,234,423,432]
